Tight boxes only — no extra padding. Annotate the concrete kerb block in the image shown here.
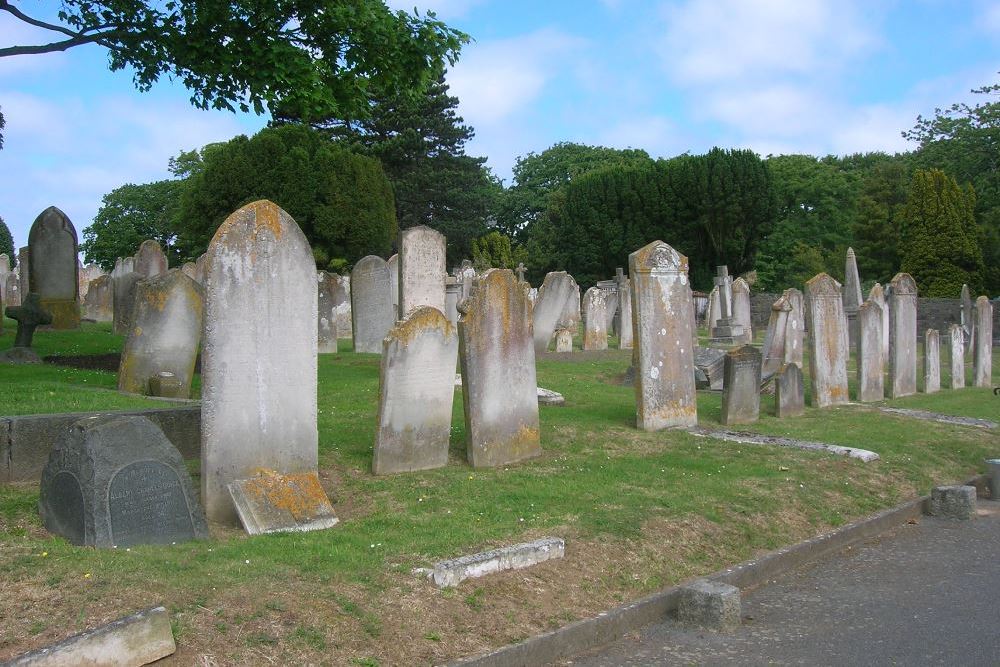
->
[429,537,565,588]
[676,579,741,632]
[926,485,977,520]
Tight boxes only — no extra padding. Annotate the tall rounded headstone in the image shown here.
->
[532,271,579,354]
[317,270,342,354]
[948,323,965,389]
[856,299,884,402]
[888,272,918,398]
[27,206,80,329]
[582,287,610,351]
[805,273,849,408]
[202,200,318,525]
[134,239,168,279]
[398,226,446,319]
[351,255,396,353]
[112,257,142,335]
[973,295,993,388]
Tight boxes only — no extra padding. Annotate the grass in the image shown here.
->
[0,322,997,665]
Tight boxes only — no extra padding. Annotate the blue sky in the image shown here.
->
[1,0,999,253]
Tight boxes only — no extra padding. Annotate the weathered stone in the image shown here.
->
[709,266,743,346]
[201,200,318,525]
[77,264,104,301]
[429,537,565,588]
[560,282,581,331]
[111,257,142,335]
[18,245,29,294]
[5,292,52,353]
[677,579,741,632]
[387,253,399,313]
[868,283,889,363]
[317,270,342,353]
[960,283,974,355]
[617,277,633,349]
[444,276,461,325]
[720,345,761,425]
[398,225,446,319]
[879,407,996,430]
[133,239,168,279]
[844,247,863,347]
[973,295,993,388]
[458,269,541,468]
[5,272,21,307]
[629,241,697,430]
[690,427,879,462]
[351,255,396,353]
[336,275,352,337]
[82,274,113,322]
[28,206,79,329]
[888,272,918,398]
[760,295,791,377]
[515,262,527,283]
[782,287,805,366]
[533,271,579,354]
[0,253,9,303]
[374,307,458,474]
[148,372,186,399]
[228,469,338,535]
[582,286,610,350]
[774,362,804,418]
[948,323,965,389]
[705,285,720,329]
[924,329,940,394]
[597,280,619,333]
[856,299,884,402]
[927,485,977,520]
[805,273,850,408]
[731,277,752,344]
[117,269,203,398]
[38,415,208,547]
[181,261,198,282]
[194,252,209,285]
[554,328,573,352]
[694,346,726,390]
[458,259,476,301]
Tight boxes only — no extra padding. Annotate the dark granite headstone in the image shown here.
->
[39,415,208,547]
[775,362,805,418]
[2,293,52,363]
[720,345,761,425]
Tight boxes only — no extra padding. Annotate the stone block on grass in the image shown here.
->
[430,537,565,588]
[677,579,741,632]
[926,485,977,520]
[228,469,338,535]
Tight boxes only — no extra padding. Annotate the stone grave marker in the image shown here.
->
[374,306,458,474]
[5,272,20,307]
[618,276,633,349]
[0,252,10,305]
[458,269,541,467]
[18,245,29,293]
[445,276,461,325]
[457,259,476,300]
[533,271,579,354]
[868,283,889,362]
[856,299,884,402]
[387,253,399,313]
[948,323,965,389]
[924,329,940,394]
[118,269,203,398]
[82,275,113,322]
[194,252,209,284]
[2,292,52,363]
[560,281,581,331]
[731,277,752,344]
[317,270,341,353]
[398,226,446,319]
[555,328,573,352]
[973,295,993,387]
[709,266,743,345]
[77,263,104,300]
[38,415,208,547]
[202,200,318,525]
[629,241,697,430]
[582,286,610,350]
[760,294,791,377]
[111,257,142,335]
[597,279,619,332]
[960,283,974,355]
[782,287,805,366]
[133,239,168,279]
[228,469,338,535]
[181,261,198,282]
[774,362,805,418]
[888,272,918,398]
[351,255,395,353]
[720,345,761,425]
[336,275,352,337]
[705,285,720,329]
[844,247,863,347]
[28,206,79,329]
[805,273,849,408]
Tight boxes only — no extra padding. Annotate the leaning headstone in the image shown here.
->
[533,271,579,354]
[582,286,610,351]
[888,272,918,398]
[630,241,697,430]
[373,307,458,474]
[868,283,889,363]
[618,277,633,349]
[228,469,338,535]
[805,273,850,408]
[705,285,721,329]
[398,225,446,319]
[924,329,941,394]
[317,270,341,353]
[38,415,208,547]
[782,287,805,366]
[948,323,965,389]
[774,363,805,418]
[693,346,726,390]
[856,299,884,402]
[201,200,318,525]
[843,247,863,347]
[4,272,20,307]
[960,283,974,355]
[28,206,79,329]
[554,328,573,353]
[760,295,791,377]
[351,255,395,353]
[133,239,168,279]
[387,253,399,314]
[720,345,761,425]
[117,270,203,398]
[1,292,52,363]
[973,295,993,388]
[458,269,541,467]
[731,277,752,344]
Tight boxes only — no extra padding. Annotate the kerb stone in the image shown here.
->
[926,485,977,520]
[677,579,741,632]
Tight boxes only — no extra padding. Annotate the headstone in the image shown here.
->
[351,255,396,353]
[805,273,850,408]
[444,276,461,325]
[629,241,697,430]
[2,293,52,363]
[868,283,889,363]
[27,206,80,329]
[782,287,805,366]
[148,371,186,399]
[194,252,209,285]
[705,285,720,329]
[533,271,579,354]
[111,258,141,335]
[181,261,198,282]
[888,272,918,398]
[5,272,21,307]
[597,279,619,332]
[731,277,752,344]
[78,263,105,300]
[618,277,633,349]
[38,415,208,547]
[973,295,993,388]
[133,239,168,279]
[458,269,541,467]
[582,286,610,350]
[228,469,338,535]
[0,252,9,277]
[387,253,399,314]
[336,275,352,337]
[317,270,341,353]
[515,262,527,283]
[720,345,761,425]
[856,299,884,402]
[117,269,203,398]
[18,246,29,295]
[458,259,476,300]
[960,283,974,355]
[924,329,941,394]
[398,226,446,319]
[760,295,791,377]
[201,200,318,525]
[0,253,10,306]
[560,282,581,331]
[843,247,863,347]
[774,362,805,418]
[373,307,458,474]
[709,266,743,345]
[948,323,965,389]
[693,346,726,390]
[82,274,113,322]
[554,328,573,352]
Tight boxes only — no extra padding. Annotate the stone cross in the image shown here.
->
[7,292,52,348]
[515,262,527,283]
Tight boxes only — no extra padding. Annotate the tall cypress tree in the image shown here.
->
[0,216,14,264]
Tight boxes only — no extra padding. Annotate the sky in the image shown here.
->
[1,0,999,254]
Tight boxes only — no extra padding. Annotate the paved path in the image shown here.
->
[566,499,1000,666]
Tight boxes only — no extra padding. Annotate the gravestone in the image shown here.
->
[868,283,889,363]
[194,253,209,285]
[111,257,141,335]
[398,226,446,319]
[351,255,396,353]
[181,262,198,282]
[924,329,940,394]
[618,276,633,349]
[18,245,29,294]
[856,299,884,402]
[720,345,761,425]
[533,272,579,354]
[2,293,52,363]
[117,270,203,398]
[5,273,20,307]
[336,275,352,337]
[709,266,743,346]
[629,241,697,430]
[805,273,850,408]
[38,415,208,547]
[458,259,476,300]
[960,283,974,355]
[317,271,341,353]
[597,279,619,332]
[133,239,168,279]
[774,363,805,418]
[560,282,581,331]
[948,323,965,389]
[78,263,104,300]
[445,276,461,325]
[888,272,918,398]
[0,253,10,305]
[782,287,805,366]
[387,253,399,314]
[515,262,527,283]
[582,286,610,350]
[843,247,863,347]
[731,277,752,344]
[202,200,318,525]
[693,346,726,390]
[228,470,338,535]
[374,307,458,474]
[28,206,80,329]
[973,295,993,388]
[82,274,112,323]
[705,286,720,329]
[458,269,541,467]
[555,328,573,352]
[760,295,791,377]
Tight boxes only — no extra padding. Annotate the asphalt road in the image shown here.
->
[566,498,1000,666]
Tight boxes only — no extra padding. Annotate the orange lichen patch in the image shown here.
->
[209,199,286,248]
[390,306,455,347]
[243,469,334,521]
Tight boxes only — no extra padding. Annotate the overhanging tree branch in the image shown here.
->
[0,32,114,57]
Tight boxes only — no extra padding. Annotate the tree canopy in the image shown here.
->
[0,215,14,263]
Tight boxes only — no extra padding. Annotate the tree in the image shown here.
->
[850,156,911,284]
[176,124,397,265]
[899,169,983,297]
[81,180,183,271]
[0,215,14,262]
[471,231,525,271]
[0,0,467,145]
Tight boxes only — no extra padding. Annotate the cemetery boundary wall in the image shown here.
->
[1,406,199,483]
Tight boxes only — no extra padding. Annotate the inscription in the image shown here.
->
[109,461,195,547]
